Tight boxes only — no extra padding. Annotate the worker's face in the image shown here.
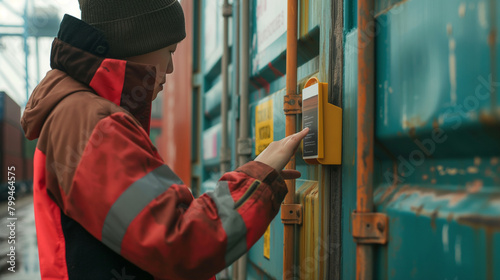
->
[125,43,177,100]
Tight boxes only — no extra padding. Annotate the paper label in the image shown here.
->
[302,83,319,158]
[255,99,274,155]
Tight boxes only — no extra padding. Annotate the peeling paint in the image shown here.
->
[455,235,462,265]
[384,81,389,126]
[457,215,500,229]
[389,186,468,207]
[474,157,481,166]
[466,180,483,193]
[467,166,479,174]
[448,38,457,105]
[445,168,458,176]
[442,224,449,252]
[458,3,466,18]
[478,2,487,28]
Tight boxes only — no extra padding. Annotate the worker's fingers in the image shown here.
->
[280,169,301,180]
[283,127,309,147]
[283,127,309,155]
[255,127,310,171]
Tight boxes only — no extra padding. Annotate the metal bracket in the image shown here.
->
[352,212,388,244]
[237,138,253,156]
[281,204,303,225]
[222,4,233,17]
[283,94,302,115]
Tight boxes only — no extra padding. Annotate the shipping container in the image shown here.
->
[158,0,500,279]
[0,91,21,126]
[1,122,23,158]
[0,92,23,183]
[0,91,29,200]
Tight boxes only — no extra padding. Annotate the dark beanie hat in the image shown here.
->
[79,0,186,58]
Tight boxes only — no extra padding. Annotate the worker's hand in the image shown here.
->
[255,127,309,180]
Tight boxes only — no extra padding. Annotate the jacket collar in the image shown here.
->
[51,14,156,133]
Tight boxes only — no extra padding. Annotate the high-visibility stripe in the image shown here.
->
[206,181,248,266]
[101,165,183,253]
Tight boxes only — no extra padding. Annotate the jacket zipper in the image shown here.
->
[234,180,261,210]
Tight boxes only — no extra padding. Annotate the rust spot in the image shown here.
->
[486,229,494,280]
[408,127,416,138]
[432,119,439,130]
[466,180,483,193]
[411,204,424,216]
[422,174,429,180]
[431,179,437,184]
[389,186,468,207]
[485,168,494,177]
[430,209,439,230]
[457,215,500,230]
[404,117,427,131]
[474,157,481,166]
[430,166,436,172]
[379,183,398,203]
[447,213,454,222]
[411,266,418,278]
[492,157,499,166]
[488,27,497,47]
[479,111,499,126]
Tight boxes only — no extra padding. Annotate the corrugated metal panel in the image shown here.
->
[372,0,500,277]
[246,0,330,278]
[339,0,500,278]
[341,29,359,280]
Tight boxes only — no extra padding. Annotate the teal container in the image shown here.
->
[190,0,500,278]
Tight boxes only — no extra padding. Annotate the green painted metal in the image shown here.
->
[343,0,500,277]
[362,0,500,279]
[195,0,238,196]
[341,29,359,280]
[244,0,333,278]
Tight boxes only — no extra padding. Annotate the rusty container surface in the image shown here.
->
[178,0,335,278]
[342,0,500,279]
[158,0,194,187]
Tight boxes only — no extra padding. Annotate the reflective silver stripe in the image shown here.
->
[206,181,248,265]
[102,165,183,253]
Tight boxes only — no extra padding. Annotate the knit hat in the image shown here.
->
[79,0,186,58]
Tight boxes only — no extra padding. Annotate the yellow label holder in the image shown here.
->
[302,77,342,165]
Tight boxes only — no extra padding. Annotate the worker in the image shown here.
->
[20,0,308,279]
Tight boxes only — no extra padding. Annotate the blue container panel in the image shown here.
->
[341,29,359,280]
[375,0,500,157]
[371,0,500,279]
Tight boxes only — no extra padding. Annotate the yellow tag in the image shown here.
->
[263,225,271,259]
[255,99,273,155]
